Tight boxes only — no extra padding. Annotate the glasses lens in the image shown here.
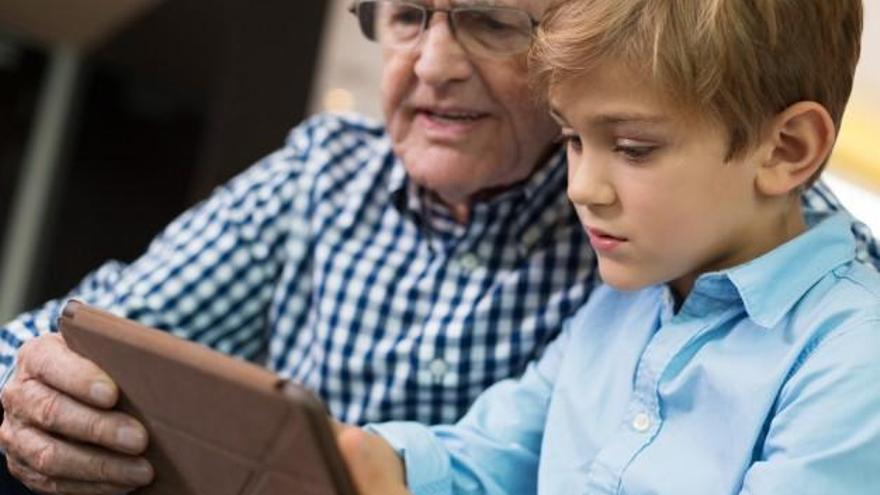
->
[370,1,425,47]
[354,1,378,40]
[453,8,533,55]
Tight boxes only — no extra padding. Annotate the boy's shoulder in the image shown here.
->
[821,259,880,318]
[793,258,880,349]
[746,212,880,336]
[832,258,880,293]
[780,259,880,404]
[820,258,880,310]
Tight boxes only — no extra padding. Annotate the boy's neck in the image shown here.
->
[670,199,807,305]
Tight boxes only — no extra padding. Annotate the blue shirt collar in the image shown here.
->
[685,212,856,328]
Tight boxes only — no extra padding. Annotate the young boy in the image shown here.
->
[336,0,880,493]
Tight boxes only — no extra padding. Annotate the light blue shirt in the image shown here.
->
[370,212,880,495]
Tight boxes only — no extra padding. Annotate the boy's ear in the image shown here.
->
[755,101,836,196]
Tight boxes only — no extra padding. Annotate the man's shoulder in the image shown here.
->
[280,112,393,180]
[217,113,391,208]
[284,112,388,151]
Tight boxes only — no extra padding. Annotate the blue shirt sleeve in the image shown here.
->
[368,321,573,495]
[740,319,880,494]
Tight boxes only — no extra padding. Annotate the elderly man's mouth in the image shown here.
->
[415,109,490,138]
[421,109,487,122]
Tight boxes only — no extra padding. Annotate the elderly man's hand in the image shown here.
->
[0,333,153,494]
[333,421,410,495]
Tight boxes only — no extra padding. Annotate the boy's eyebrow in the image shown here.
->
[549,106,669,128]
[592,113,669,126]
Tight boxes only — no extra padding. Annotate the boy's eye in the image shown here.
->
[613,140,658,162]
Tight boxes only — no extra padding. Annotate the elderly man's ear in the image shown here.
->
[755,101,837,196]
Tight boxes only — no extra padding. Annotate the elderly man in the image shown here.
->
[1,1,877,493]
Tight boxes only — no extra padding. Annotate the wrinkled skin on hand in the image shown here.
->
[0,333,153,494]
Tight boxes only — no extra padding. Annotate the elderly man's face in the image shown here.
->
[381,0,558,209]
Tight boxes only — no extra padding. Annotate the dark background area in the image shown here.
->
[0,0,329,308]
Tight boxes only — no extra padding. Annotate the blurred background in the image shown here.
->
[0,0,878,321]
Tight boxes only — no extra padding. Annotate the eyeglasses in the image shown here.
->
[349,0,537,57]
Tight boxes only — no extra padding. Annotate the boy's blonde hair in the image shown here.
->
[530,0,863,161]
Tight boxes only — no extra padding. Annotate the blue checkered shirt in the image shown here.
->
[2,113,878,425]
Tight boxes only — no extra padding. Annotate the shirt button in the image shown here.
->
[632,413,652,432]
[428,358,449,382]
[459,253,480,272]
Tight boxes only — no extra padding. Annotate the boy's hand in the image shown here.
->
[333,420,410,495]
[0,333,153,494]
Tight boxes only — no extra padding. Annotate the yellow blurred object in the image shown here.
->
[831,108,880,192]
[323,88,356,113]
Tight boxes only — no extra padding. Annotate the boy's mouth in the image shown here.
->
[588,227,626,240]
[587,227,627,252]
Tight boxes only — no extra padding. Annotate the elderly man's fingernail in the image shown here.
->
[117,426,147,451]
[90,381,115,403]
[128,461,153,484]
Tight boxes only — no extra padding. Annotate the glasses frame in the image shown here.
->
[348,0,539,57]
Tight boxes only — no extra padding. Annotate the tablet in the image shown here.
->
[58,300,357,495]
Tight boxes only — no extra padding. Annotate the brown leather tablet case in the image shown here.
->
[58,300,357,495]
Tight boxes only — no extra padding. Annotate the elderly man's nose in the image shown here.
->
[413,15,472,85]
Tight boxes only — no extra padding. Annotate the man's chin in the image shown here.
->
[402,141,484,175]
[408,171,478,201]
[402,163,478,204]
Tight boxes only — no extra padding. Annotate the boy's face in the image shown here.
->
[549,62,773,298]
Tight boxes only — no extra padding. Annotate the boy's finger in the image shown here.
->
[337,427,410,495]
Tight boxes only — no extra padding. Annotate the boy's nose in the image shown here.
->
[567,157,616,207]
